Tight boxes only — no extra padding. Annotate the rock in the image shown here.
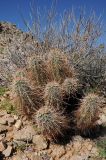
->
[14,120,22,129]
[13,140,26,148]
[0,142,6,152]
[0,134,5,141]
[13,152,40,160]
[13,115,18,120]
[7,126,13,132]
[0,124,7,133]
[0,118,7,125]
[73,136,83,142]
[70,155,88,160]
[13,125,36,142]
[5,131,14,141]
[38,151,52,160]
[60,151,73,160]
[32,135,48,150]
[73,141,82,152]
[0,110,7,116]
[87,143,93,151]
[91,147,99,156]
[100,114,106,124]
[51,145,66,159]
[65,140,73,151]
[3,145,12,157]
[7,117,15,126]
[3,114,15,126]
[3,91,10,98]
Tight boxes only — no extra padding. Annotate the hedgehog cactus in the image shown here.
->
[12,80,43,116]
[44,81,63,107]
[28,56,48,86]
[47,49,74,83]
[75,93,104,132]
[36,106,70,139]
[10,47,105,140]
[62,78,79,96]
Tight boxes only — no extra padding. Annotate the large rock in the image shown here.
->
[32,135,48,150]
[13,125,36,142]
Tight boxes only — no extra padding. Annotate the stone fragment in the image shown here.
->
[14,120,22,129]
[0,110,7,116]
[73,141,82,152]
[0,133,5,141]
[0,118,7,125]
[32,135,48,150]
[13,115,18,120]
[3,145,12,157]
[7,117,15,126]
[5,131,13,141]
[0,142,6,152]
[51,145,66,158]
[0,124,7,133]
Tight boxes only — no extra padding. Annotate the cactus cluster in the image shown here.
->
[11,49,105,140]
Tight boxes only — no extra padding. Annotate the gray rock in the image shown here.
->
[3,145,12,157]
[32,135,48,150]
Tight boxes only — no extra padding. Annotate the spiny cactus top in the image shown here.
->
[62,78,79,96]
[44,81,63,106]
[47,49,75,83]
[28,56,48,86]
